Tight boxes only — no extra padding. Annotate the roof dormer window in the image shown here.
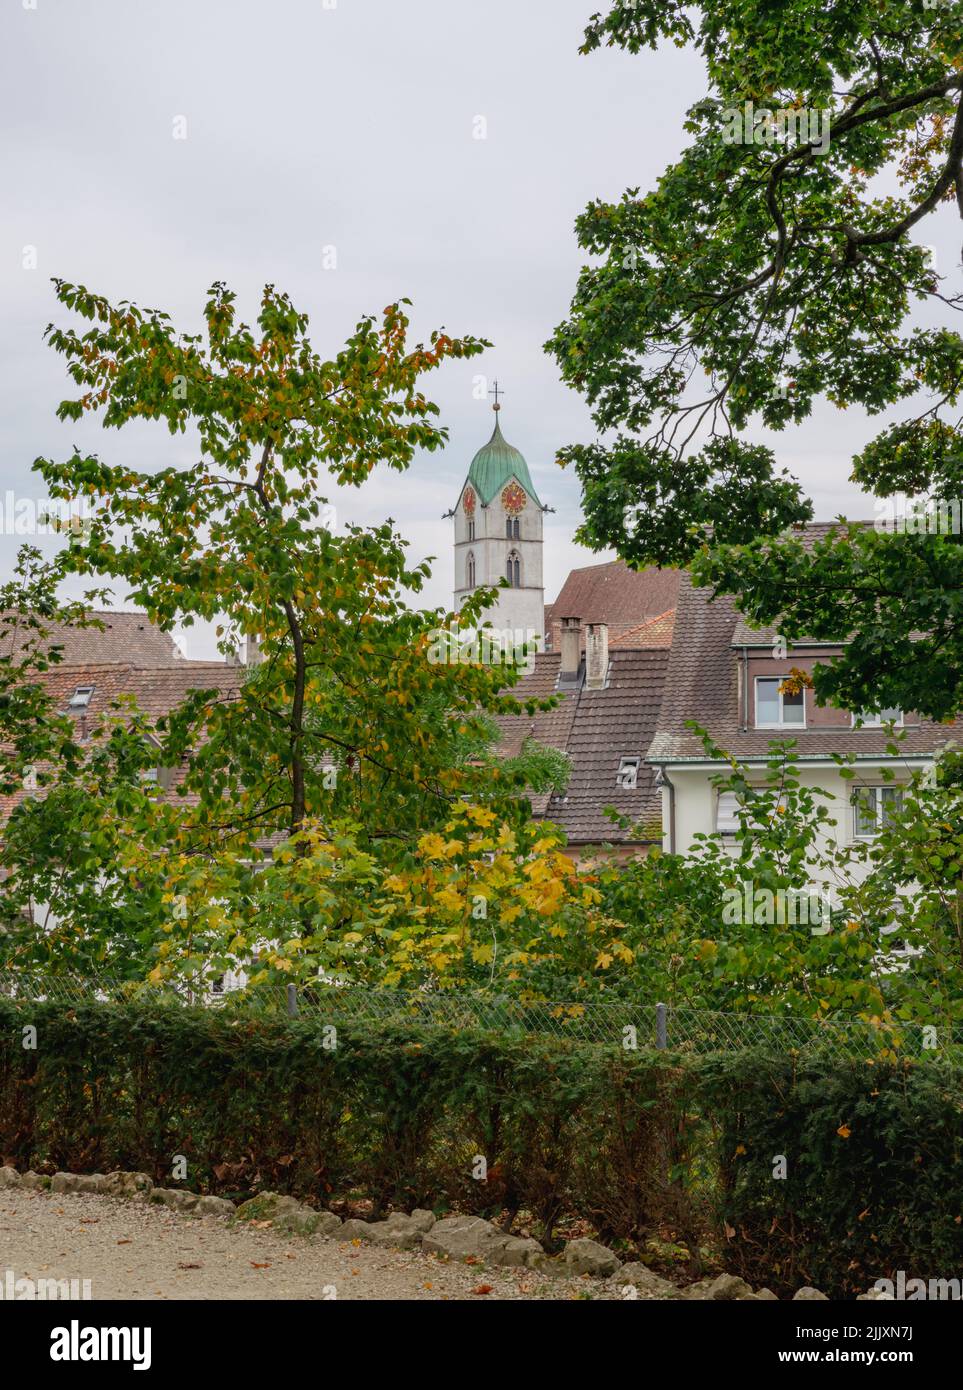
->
[755,676,805,728]
[852,708,902,728]
[68,685,94,709]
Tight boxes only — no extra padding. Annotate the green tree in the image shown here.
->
[1,698,170,975]
[0,545,104,800]
[549,1,963,718]
[8,281,571,978]
[38,280,551,857]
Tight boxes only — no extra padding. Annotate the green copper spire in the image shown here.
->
[465,408,541,507]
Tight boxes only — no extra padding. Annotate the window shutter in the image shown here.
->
[716,791,741,834]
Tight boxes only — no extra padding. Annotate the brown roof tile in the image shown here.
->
[1,662,245,823]
[0,610,186,667]
[648,562,963,763]
[545,560,680,642]
[610,610,676,649]
[496,648,669,842]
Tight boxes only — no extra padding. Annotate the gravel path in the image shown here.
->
[0,1188,625,1301]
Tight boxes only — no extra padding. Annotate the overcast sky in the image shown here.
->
[2,0,958,659]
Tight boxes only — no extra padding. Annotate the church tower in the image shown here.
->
[452,386,545,643]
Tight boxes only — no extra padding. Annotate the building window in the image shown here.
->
[716,791,740,834]
[505,517,520,539]
[507,550,520,587]
[468,518,475,542]
[853,785,903,837]
[717,789,759,834]
[68,686,94,709]
[616,756,639,789]
[467,551,476,589]
[755,676,805,728]
[852,708,902,727]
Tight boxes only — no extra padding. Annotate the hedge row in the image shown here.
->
[1,998,960,1296]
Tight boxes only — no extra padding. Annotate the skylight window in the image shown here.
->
[617,756,639,789]
[68,686,94,709]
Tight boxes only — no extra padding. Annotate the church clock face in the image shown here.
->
[501,481,526,515]
[463,487,476,516]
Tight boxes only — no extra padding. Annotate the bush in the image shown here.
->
[1,998,960,1293]
[698,1048,963,1297]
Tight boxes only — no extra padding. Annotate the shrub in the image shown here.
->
[1,998,960,1293]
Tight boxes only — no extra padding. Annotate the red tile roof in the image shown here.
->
[545,560,679,640]
[610,610,676,649]
[0,661,244,824]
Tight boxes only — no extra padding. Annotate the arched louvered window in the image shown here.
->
[467,551,476,589]
[507,550,520,587]
[512,518,520,539]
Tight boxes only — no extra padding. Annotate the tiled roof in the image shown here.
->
[610,610,676,649]
[0,661,244,824]
[0,611,186,667]
[727,520,876,647]
[545,560,680,637]
[648,568,963,762]
[493,653,580,816]
[38,662,243,726]
[496,648,669,843]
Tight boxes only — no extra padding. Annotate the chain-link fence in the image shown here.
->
[0,970,959,1060]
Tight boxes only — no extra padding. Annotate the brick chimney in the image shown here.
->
[585,622,609,690]
[558,616,582,689]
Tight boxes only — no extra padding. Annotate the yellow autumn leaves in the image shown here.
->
[372,804,607,987]
[147,802,619,995]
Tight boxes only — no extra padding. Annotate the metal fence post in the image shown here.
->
[286,984,298,1019]
[655,1001,667,1051]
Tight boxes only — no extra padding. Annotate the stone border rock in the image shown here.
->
[0,1164,851,1299]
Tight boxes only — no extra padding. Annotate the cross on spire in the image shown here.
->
[489,378,504,412]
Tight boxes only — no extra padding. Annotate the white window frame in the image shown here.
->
[852,709,903,728]
[853,785,904,838]
[754,676,806,729]
[68,685,94,709]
